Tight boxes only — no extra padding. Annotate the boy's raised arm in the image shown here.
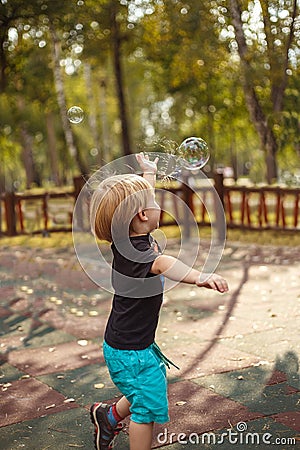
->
[136,152,158,188]
[151,254,229,293]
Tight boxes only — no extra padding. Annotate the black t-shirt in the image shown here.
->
[104,234,164,350]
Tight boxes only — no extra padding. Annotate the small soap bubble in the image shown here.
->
[178,137,210,170]
[67,106,84,124]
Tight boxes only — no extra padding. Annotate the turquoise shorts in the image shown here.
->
[103,341,169,424]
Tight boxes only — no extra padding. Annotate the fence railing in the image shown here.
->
[223,185,300,231]
[0,175,299,237]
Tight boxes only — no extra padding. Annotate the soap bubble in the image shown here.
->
[177,137,210,170]
[67,106,84,124]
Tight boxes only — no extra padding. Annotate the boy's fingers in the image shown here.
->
[216,279,229,292]
[196,276,228,293]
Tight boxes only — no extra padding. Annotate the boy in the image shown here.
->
[89,153,228,450]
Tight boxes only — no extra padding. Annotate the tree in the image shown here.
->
[0,0,90,184]
[49,24,88,176]
[82,0,134,157]
[138,0,253,173]
[1,0,299,188]
[226,0,299,183]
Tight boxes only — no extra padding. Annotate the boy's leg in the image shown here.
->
[129,421,153,450]
[116,395,131,418]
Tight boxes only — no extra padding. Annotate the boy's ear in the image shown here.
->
[137,210,148,221]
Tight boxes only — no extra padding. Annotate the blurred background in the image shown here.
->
[1,0,299,193]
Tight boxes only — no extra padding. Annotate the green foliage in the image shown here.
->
[0,0,299,187]
[0,132,23,191]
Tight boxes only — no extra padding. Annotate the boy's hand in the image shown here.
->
[136,152,158,174]
[196,273,229,293]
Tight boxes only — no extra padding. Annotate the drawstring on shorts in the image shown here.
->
[152,342,180,370]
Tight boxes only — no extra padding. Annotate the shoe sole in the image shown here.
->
[90,403,116,450]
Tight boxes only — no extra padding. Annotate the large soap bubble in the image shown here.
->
[177,137,210,170]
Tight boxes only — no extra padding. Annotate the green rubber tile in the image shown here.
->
[0,407,93,450]
[194,366,274,401]
[20,326,76,349]
[0,315,75,350]
[272,351,300,390]
[0,313,29,337]
[253,385,300,415]
[154,417,298,449]
[0,362,25,383]
[219,328,300,361]
[38,363,121,407]
[193,366,300,415]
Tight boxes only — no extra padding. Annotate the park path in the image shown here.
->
[0,239,299,449]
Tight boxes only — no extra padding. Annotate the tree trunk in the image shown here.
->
[99,78,110,164]
[49,25,88,176]
[111,3,132,156]
[261,0,298,113]
[229,0,278,183]
[45,111,61,185]
[20,125,41,189]
[83,63,103,165]
[0,31,8,92]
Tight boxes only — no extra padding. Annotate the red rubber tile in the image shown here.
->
[8,341,103,376]
[271,411,300,432]
[0,377,79,427]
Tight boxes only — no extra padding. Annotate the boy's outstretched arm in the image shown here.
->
[151,254,229,293]
[136,152,158,188]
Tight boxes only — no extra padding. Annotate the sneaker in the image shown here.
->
[90,402,123,450]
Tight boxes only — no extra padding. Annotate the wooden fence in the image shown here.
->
[0,174,299,237]
[224,185,300,230]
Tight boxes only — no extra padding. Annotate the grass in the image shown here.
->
[226,228,300,247]
[0,227,300,249]
[0,232,75,249]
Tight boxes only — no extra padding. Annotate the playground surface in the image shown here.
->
[0,238,299,449]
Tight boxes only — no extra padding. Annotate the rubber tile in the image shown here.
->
[38,362,121,407]
[0,377,79,427]
[271,411,300,432]
[0,362,24,384]
[193,366,300,415]
[8,340,103,376]
[152,380,262,448]
[0,407,93,450]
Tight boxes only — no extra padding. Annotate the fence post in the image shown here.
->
[213,171,224,206]
[181,174,194,240]
[73,176,85,199]
[4,192,17,236]
[0,193,2,236]
[213,171,226,243]
[73,176,86,230]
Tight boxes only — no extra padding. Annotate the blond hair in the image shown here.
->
[90,174,153,242]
